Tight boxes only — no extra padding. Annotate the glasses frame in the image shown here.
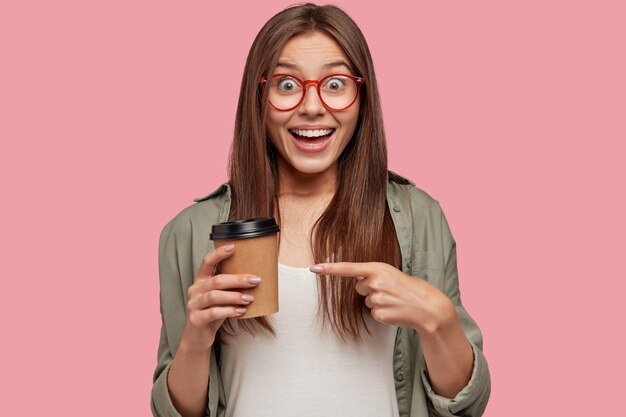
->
[259,73,365,112]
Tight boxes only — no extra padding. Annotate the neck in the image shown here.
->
[276,157,338,200]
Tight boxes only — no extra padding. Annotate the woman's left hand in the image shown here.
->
[310,262,456,334]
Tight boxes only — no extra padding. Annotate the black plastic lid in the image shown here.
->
[210,217,280,240]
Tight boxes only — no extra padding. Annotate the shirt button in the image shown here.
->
[396,373,405,381]
[393,206,401,212]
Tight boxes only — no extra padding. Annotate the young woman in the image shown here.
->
[151,3,490,417]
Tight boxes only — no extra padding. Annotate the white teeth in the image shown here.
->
[295,137,328,148]
[289,128,334,138]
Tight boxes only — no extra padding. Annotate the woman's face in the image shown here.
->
[265,31,361,179]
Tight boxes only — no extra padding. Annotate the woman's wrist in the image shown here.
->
[179,324,215,356]
[411,292,457,336]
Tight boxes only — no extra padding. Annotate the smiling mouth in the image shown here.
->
[288,128,335,142]
[287,128,335,150]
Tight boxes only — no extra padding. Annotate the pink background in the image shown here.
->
[2,0,624,415]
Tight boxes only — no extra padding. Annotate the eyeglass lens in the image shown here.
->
[268,75,359,110]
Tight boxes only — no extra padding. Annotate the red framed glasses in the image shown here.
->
[259,73,365,111]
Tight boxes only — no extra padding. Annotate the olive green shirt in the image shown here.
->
[151,173,491,417]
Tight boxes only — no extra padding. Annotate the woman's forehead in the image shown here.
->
[276,32,353,75]
[274,59,352,74]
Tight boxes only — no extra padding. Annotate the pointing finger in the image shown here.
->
[309,262,373,278]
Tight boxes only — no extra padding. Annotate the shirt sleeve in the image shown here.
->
[151,207,230,417]
[151,334,183,417]
[150,219,185,417]
[420,201,491,416]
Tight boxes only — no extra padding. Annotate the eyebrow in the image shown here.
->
[275,60,351,71]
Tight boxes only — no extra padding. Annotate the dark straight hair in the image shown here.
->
[221,2,409,344]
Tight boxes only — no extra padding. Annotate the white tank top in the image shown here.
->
[219,262,400,417]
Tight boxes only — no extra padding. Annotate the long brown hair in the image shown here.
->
[220,2,408,344]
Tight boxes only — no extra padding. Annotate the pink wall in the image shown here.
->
[2,1,624,415]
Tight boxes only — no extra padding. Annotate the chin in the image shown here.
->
[287,159,335,175]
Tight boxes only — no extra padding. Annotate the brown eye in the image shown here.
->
[323,76,347,92]
[274,77,302,93]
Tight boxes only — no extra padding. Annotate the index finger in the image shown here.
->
[309,262,373,278]
[196,244,235,280]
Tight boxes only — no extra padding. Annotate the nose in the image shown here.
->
[298,84,326,116]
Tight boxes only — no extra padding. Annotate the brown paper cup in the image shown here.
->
[211,218,280,319]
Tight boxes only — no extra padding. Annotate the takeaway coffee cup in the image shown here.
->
[210,218,280,319]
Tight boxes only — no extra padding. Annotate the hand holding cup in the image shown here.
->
[181,244,261,352]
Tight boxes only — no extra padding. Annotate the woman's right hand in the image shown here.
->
[181,244,261,352]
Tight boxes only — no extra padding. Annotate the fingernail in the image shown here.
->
[248,276,262,284]
[224,244,235,252]
[242,294,254,302]
[235,308,246,314]
[310,265,323,273]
